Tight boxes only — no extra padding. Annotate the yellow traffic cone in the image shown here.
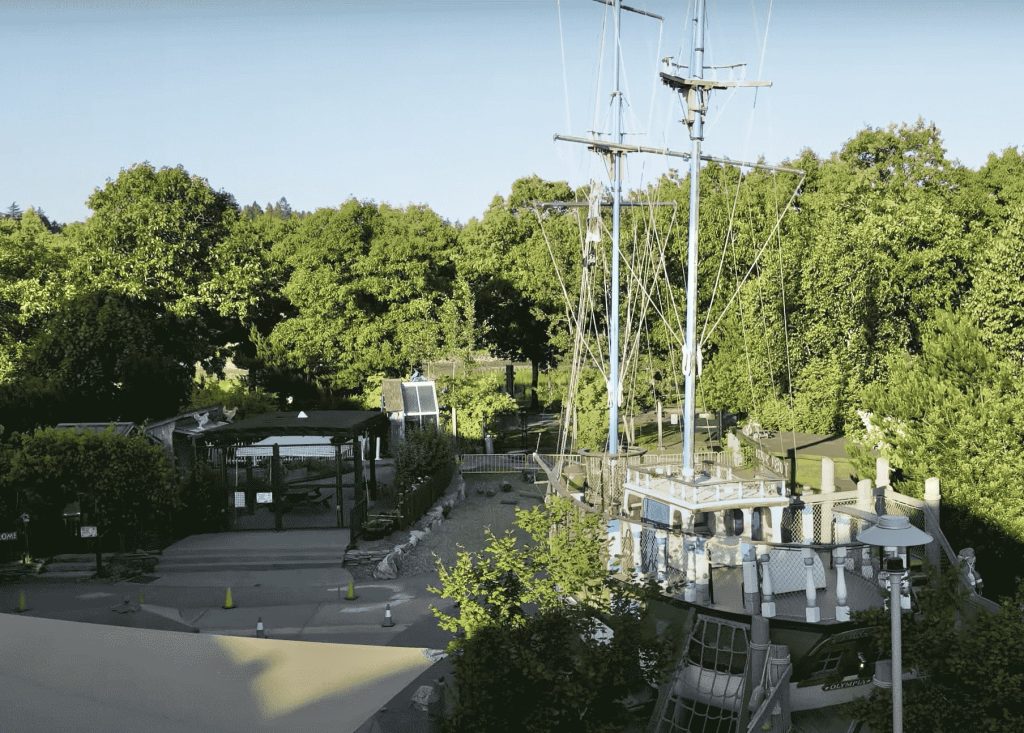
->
[223,587,235,609]
[16,590,27,613]
[345,579,358,601]
[138,591,145,605]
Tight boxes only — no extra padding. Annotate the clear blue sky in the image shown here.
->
[2,0,1022,226]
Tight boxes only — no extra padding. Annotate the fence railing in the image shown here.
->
[394,462,455,530]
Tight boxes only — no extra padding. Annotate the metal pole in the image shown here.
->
[682,0,706,479]
[608,0,623,457]
[890,571,904,733]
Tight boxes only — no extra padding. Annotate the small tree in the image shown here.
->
[845,570,1024,733]
[6,427,177,553]
[431,497,672,732]
[436,372,517,449]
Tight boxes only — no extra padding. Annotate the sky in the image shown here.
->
[1,0,1022,226]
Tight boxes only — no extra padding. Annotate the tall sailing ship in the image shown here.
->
[533,1,996,730]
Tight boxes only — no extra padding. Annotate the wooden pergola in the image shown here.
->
[203,410,389,530]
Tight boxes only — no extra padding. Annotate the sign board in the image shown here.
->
[256,492,274,505]
[0,531,17,542]
[670,413,678,425]
[80,526,98,539]
[233,491,247,509]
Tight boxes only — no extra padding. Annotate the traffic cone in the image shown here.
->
[345,579,358,601]
[381,602,395,628]
[138,591,145,605]
[223,587,235,609]
[16,590,27,613]
[256,617,265,638]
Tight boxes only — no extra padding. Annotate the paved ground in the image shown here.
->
[0,469,547,731]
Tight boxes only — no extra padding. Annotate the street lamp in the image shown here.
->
[857,515,933,733]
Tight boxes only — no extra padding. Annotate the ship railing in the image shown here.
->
[614,515,884,623]
[623,466,786,509]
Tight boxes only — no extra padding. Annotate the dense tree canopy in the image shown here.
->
[1,126,1023,587]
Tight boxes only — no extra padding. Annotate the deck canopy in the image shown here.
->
[202,410,388,445]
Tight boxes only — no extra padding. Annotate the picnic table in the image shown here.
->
[282,486,331,511]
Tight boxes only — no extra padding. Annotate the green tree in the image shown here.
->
[267,201,465,392]
[968,205,1024,360]
[72,163,238,317]
[5,427,177,553]
[0,208,72,382]
[851,310,1024,596]
[432,497,671,732]
[437,372,518,449]
[458,177,580,406]
[846,571,1024,733]
[7,291,204,425]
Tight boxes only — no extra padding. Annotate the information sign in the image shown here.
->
[256,492,274,504]
[80,526,98,539]
[234,491,247,508]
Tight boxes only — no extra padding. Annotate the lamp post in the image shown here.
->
[857,515,933,733]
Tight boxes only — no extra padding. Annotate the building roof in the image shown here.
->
[382,379,405,412]
[203,410,388,443]
[0,613,436,733]
[55,422,138,436]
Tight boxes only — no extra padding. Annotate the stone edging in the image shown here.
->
[370,470,467,580]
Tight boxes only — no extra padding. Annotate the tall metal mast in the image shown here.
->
[680,0,706,478]
[608,0,624,457]
[554,0,664,459]
[661,0,770,479]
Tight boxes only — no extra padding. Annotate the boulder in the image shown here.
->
[373,552,400,580]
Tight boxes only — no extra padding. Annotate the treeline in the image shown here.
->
[2,122,1023,589]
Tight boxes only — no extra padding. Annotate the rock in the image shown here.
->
[373,552,400,580]
[410,684,439,712]
[409,530,427,546]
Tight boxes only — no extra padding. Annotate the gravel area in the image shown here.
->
[348,473,547,580]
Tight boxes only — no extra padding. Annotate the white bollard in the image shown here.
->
[804,547,821,622]
[801,505,815,544]
[835,547,850,622]
[684,541,698,603]
[875,456,890,488]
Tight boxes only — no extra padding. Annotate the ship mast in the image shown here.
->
[663,0,770,479]
[608,0,624,457]
[680,0,706,479]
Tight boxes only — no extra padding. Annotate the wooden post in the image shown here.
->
[353,436,366,503]
[820,456,835,541]
[656,400,664,450]
[368,434,378,500]
[924,477,941,568]
[245,459,255,515]
[335,444,344,529]
[271,443,283,531]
